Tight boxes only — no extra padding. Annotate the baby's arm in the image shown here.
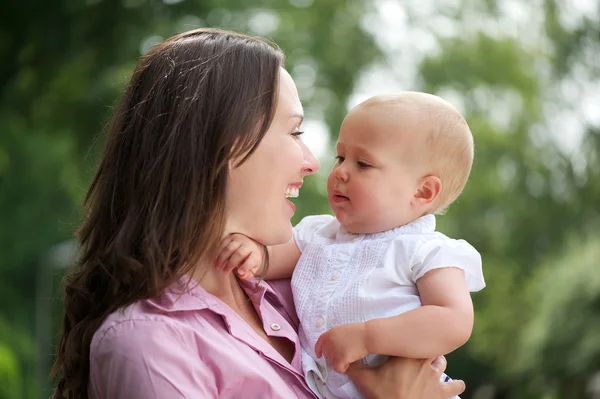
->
[263,237,302,279]
[365,267,474,358]
[315,267,473,373]
[214,234,301,280]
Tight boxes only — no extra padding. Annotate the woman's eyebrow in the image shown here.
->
[289,113,304,122]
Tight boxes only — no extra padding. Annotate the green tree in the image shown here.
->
[516,235,600,398]
[412,1,600,397]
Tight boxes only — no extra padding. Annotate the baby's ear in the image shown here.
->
[412,175,442,208]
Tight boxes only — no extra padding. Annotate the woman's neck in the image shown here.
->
[192,259,250,311]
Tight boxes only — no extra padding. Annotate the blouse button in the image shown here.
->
[315,317,324,328]
[331,272,340,281]
[270,323,281,331]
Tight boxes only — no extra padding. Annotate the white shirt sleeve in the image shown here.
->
[410,233,485,292]
[292,214,335,253]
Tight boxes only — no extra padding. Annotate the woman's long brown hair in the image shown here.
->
[50,28,284,399]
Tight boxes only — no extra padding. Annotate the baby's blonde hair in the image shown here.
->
[356,92,474,213]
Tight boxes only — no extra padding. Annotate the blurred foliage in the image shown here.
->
[516,236,600,398]
[1,0,599,398]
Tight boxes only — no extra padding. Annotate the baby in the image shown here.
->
[215,92,485,398]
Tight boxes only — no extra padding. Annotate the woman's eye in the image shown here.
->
[291,130,304,139]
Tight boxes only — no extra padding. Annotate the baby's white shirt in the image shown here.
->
[291,214,485,399]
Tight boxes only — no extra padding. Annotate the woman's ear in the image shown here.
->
[412,175,442,208]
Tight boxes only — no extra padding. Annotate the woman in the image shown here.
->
[51,28,465,399]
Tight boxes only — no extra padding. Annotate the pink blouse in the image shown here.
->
[88,278,318,398]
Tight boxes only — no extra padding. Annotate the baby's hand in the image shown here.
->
[315,322,369,373]
[214,233,265,279]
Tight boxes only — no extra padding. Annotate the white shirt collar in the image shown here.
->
[337,214,436,240]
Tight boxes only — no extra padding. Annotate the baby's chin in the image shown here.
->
[330,202,398,234]
[338,215,404,235]
[337,218,382,235]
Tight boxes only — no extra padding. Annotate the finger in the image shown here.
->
[343,362,350,373]
[333,360,346,374]
[238,266,259,280]
[345,363,376,396]
[213,236,233,269]
[314,337,323,358]
[338,361,350,374]
[236,253,260,277]
[217,234,236,251]
[430,356,447,375]
[346,360,370,373]
[223,246,252,274]
[442,379,466,397]
[215,240,243,270]
[237,265,257,280]
[214,236,235,268]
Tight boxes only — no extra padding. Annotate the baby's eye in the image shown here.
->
[335,155,345,163]
[357,161,371,168]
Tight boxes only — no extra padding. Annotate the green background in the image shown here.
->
[1,0,599,398]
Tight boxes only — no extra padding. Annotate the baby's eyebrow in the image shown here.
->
[355,146,377,160]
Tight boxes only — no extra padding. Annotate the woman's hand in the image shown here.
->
[346,356,465,399]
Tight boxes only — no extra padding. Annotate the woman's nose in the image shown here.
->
[301,141,320,176]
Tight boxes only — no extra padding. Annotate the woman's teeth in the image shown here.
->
[285,187,299,198]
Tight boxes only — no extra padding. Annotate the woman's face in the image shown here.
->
[226,68,320,245]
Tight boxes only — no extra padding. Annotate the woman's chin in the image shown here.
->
[260,223,293,247]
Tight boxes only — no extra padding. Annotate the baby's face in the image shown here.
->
[327,108,425,234]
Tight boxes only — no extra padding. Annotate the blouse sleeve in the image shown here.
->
[410,234,485,292]
[292,214,335,253]
[89,319,217,399]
